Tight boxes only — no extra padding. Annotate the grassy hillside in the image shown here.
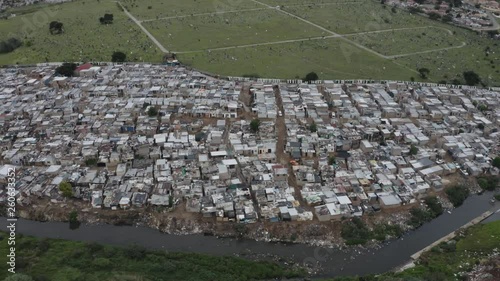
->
[324,220,500,281]
[0,0,498,85]
[0,0,163,65]
[0,233,305,281]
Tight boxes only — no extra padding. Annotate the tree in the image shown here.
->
[493,157,500,169]
[111,51,126,62]
[328,156,336,165]
[147,107,158,117]
[445,185,469,207]
[250,119,260,133]
[428,12,441,20]
[442,14,453,23]
[409,144,418,155]
[59,181,73,198]
[99,13,114,24]
[303,71,318,83]
[463,71,481,86]
[68,210,80,230]
[391,6,397,13]
[309,122,317,132]
[417,68,430,79]
[478,104,487,111]
[3,274,33,281]
[0,38,22,54]
[424,196,443,217]
[55,62,77,77]
[49,21,63,34]
[85,158,98,166]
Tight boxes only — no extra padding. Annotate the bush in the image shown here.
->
[55,63,77,77]
[309,122,317,132]
[250,119,260,133]
[477,176,499,191]
[446,185,469,207]
[409,207,433,228]
[341,217,371,245]
[424,196,443,217]
[492,157,500,169]
[59,181,73,197]
[147,107,158,117]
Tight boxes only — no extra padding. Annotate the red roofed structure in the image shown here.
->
[75,63,92,72]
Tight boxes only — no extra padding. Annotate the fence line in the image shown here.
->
[0,62,492,90]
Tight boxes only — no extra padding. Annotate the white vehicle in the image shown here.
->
[278,110,282,117]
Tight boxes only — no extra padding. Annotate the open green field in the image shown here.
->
[0,0,499,85]
[179,38,418,80]
[144,9,326,51]
[282,1,427,34]
[393,27,500,86]
[0,232,305,281]
[122,0,262,21]
[348,26,463,57]
[0,0,163,65]
[324,220,500,281]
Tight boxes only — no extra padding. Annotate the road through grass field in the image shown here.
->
[143,9,326,51]
[0,0,163,65]
[348,26,463,57]
[179,38,417,80]
[0,0,499,85]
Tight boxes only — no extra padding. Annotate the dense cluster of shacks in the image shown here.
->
[0,64,499,224]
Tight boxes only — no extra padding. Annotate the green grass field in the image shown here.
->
[348,26,463,57]
[143,9,326,51]
[179,38,418,80]
[0,0,163,65]
[324,220,500,281]
[0,0,499,85]
[0,232,305,281]
[282,1,427,34]
[122,0,262,21]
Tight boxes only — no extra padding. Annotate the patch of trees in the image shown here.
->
[477,176,499,191]
[445,185,469,207]
[462,71,481,86]
[408,196,443,228]
[341,217,371,245]
[112,51,126,62]
[341,217,403,245]
[49,21,63,34]
[0,38,22,54]
[99,13,113,24]
[55,62,77,77]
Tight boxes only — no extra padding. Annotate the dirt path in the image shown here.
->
[115,1,169,53]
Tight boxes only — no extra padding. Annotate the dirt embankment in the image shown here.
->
[16,197,418,248]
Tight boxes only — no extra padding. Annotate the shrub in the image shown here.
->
[446,185,469,207]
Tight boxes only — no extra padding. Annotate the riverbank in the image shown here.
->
[16,197,412,248]
[3,191,499,278]
[2,218,499,281]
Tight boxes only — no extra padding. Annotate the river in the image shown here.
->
[3,191,499,279]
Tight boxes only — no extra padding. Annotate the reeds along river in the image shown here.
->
[2,191,499,279]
